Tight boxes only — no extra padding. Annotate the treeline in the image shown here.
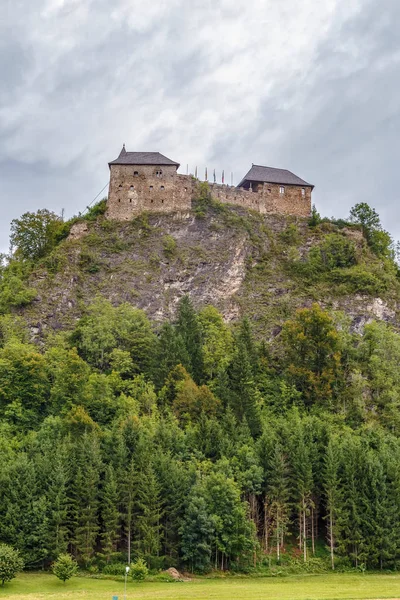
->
[1,297,400,572]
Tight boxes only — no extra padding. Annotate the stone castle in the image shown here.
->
[106,146,313,220]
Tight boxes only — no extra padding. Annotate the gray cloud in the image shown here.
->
[1,0,400,250]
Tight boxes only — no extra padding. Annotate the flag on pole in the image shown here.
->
[205,167,208,181]
[213,169,216,183]
[222,170,224,184]
[195,166,197,178]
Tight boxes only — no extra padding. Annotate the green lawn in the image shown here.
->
[1,572,399,600]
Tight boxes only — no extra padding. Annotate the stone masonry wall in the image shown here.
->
[107,166,311,219]
[106,164,193,220]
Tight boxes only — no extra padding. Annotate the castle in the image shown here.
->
[106,146,313,219]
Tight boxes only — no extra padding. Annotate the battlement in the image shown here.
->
[106,148,313,220]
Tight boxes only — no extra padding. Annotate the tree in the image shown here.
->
[52,553,78,583]
[198,306,234,381]
[349,202,393,258]
[101,465,120,563]
[281,304,341,407]
[323,436,343,569]
[10,209,64,260]
[176,295,205,384]
[130,557,148,581]
[180,493,214,572]
[0,544,24,586]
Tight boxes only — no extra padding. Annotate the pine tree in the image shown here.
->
[265,444,290,562]
[135,463,164,559]
[176,295,205,384]
[323,436,342,569]
[101,465,120,563]
[179,493,214,573]
[228,341,262,437]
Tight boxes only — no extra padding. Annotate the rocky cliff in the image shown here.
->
[19,199,400,340]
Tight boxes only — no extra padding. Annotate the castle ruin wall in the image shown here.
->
[107,166,311,220]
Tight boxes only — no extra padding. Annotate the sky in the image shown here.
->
[1,0,400,250]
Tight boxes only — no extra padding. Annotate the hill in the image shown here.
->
[8,193,400,341]
[1,192,400,578]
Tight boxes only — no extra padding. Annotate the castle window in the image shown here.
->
[134,171,139,176]
[119,184,123,188]
[118,199,121,202]
[149,185,153,190]
[184,187,187,191]
[130,185,134,190]
[279,186,285,194]
[129,199,132,203]
[162,199,164,204]
[268,188,271,194]
[156,170,163,177]
[301,188,305,196]
[160,185,165,190]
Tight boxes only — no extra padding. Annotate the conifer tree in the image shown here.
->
[323,436,342,569]
[176,295,205,384]
[101,464,120,563]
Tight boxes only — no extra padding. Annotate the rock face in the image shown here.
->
[19,205,400,339]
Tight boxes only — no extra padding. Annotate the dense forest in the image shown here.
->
[1,200,400,575]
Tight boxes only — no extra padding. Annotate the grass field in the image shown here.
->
[0,572,399,600]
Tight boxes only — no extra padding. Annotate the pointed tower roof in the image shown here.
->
[109,148,180,168]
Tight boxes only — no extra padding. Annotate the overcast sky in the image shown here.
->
[1,0,400,250]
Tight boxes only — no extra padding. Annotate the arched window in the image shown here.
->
[156,170,163,177]
[149,185,153,190]
[160,185,165,190]
[130,185,134,191]
[134,171,139,176]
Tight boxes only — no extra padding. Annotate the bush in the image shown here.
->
[163,235,177,258]
[0,544,24,586]
[52,553,78,583]
[130,558,148,581]
[102,562,127,576]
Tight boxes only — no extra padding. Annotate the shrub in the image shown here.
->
[280,224,300,246]
[163,235,177,258]
[130,558,148,581]
[52,553,78,583]
[102,562,127,576]
[0,544,24,586]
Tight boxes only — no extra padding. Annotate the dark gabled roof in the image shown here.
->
[237,165,313,189]
[109,146,180,168]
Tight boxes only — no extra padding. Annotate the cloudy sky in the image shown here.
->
[1,0,399,249]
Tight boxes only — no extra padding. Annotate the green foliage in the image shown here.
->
[308,204,322,227]
[0,544,24,586]
[163,235,177,258]
[82,199,107,222]
[130,558,148,581]
[0,260,37,312]
[52,553,78,583]
[10,209,66,260]
[349,202,394,259]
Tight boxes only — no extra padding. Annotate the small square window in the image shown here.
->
[279,186,285,194]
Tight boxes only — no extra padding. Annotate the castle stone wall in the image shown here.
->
[107,164,192,220]
[106,165,311,219]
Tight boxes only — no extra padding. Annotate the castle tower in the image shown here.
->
[107,147,192,219]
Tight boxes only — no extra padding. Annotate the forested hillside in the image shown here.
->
[1,193,400,575]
